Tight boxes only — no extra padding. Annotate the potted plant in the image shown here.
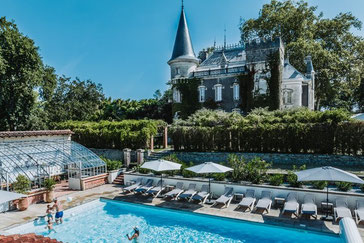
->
[44,178,56,203]
[13,175,30,211]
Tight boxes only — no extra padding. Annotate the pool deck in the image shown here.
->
[1,184,364,239]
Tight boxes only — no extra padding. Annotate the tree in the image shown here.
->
[45,76,104,123]
[0,17,54,130]
[99,89,173,123]
[240,0,364,110]
[357,78,364,112]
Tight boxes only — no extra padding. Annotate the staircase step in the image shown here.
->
[112,173,124,185]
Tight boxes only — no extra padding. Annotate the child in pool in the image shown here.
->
[126,226,139,241]
[46,219,56,233]
[46,205,53,221]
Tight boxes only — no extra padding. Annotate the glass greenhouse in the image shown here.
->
[0,139,106,189]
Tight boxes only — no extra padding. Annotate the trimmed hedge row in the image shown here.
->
[54,120,166,149]
[170,110,364,155]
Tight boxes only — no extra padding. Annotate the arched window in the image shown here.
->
[198,86,206,103]
[214,84,223,102]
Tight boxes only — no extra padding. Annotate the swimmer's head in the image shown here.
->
[133,226,139,233]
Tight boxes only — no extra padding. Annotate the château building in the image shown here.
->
[168,5,315,114]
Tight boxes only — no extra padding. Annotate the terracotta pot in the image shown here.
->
[45,190,54,203]
[18,198,29,211]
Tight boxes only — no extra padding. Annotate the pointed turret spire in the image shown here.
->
[168,3,198,64]
[224,26,227,50]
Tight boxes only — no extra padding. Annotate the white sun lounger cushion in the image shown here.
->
[192,185,209,201]
[284,201,298,212]
[301,203,317,214]
[336,207,352,218]
[165,188,183,197]
[256,199,271,209]
[239,197,255,207]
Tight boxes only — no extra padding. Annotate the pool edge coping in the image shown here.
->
[100,197,340,238]
[2,196,341,239]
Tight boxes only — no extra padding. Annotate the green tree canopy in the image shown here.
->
[99,89,172,123]
[0,17,56,130]
[240,0,364,110]
[45,76,104,123]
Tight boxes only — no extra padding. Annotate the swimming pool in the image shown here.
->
[7,198,341,243]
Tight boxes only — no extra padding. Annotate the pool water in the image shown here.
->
[7,199,341,243]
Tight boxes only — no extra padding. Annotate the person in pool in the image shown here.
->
[46,205,53,221]
[45,219,56,233]
[126,226,139,241]
[52,198,63,224]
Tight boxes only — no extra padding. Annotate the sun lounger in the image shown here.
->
[178,183,197,201]
[334,198,352,222]
[354,200,364,224]
[300,194,317,219]
[191,184,210,204]
[237,189,256,212]
[164,182,184,199]
[282,192,299,217]
[213,187,234,208]
[122,178,143,193]
[134,179,153,193]
[255,190,272,214]
[146,180,165,197]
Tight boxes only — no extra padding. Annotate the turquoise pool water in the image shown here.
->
[7,199,341,243]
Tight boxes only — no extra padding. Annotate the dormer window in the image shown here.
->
[198,85,206,103]
[176,68,180,75]
[214,84,223,102]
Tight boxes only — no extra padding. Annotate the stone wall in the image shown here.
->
[90,148,124,161]
[171,151,364,168]
[90,148,143,162]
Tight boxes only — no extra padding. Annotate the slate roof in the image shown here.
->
[197,47,245,71]
[169,8,198,63]
[283,58,309,81]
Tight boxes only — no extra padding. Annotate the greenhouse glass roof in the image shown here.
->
[0,140,105,183]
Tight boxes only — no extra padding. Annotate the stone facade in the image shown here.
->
[168,6,315,113]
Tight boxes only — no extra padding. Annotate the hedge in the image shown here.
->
[170,109,364,155]
[54,120,166,149]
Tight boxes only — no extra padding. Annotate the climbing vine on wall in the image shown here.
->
[172,77,202,119]
[266,51,282,110]
[238,68,255,112]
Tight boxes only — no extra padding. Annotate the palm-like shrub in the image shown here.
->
[13,175,30,194]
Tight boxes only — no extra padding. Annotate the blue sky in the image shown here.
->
[1,0,363,100]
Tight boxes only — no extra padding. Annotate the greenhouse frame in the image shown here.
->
[0,139,106,190]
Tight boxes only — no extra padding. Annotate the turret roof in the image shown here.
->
[169,8,198,63]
